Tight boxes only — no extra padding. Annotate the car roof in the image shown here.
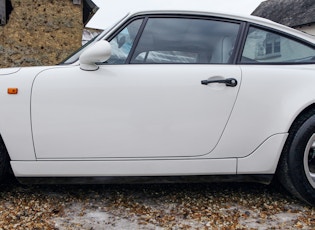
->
[87,4,256,30]
[88,9,315,44]
[86,0,254,29]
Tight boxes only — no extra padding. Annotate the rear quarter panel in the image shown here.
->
[210,65,315,158]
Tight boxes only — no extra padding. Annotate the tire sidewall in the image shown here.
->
[288,115,315,204]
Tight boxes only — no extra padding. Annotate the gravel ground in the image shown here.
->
[0,181,314,229]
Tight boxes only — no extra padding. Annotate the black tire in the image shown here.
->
[0,137,10,182]
[277,113,315,206]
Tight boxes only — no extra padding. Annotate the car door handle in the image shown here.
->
[201,78,238,87]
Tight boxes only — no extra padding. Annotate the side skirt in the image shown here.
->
[11,158,236,177]
[17,174,273,185]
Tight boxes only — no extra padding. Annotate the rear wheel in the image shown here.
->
[277,114,315,206]
[304,134,315,189]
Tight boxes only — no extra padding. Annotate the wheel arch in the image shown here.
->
[239,104,315,178]
[275,103,315,205]
[0,133,13,181]
[276,103,315,172]
[0,133,11,160]
[287,104,315,135]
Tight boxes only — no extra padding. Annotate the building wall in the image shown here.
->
[0,0,82,68]
[0,0,5,25]
[295,24,315,36]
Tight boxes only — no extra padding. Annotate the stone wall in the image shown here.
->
[0,0,82,68]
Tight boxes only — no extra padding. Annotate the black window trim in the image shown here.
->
[236,23,315,65]
[126,17,149,64]
[104,16,148,65]
[105,13,246,65]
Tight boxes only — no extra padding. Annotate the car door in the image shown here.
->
[31,16,242,159]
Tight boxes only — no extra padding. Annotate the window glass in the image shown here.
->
[106,19,143,64]
[131,18,240,64]
[134,51,199,63]
[241,27,315,64]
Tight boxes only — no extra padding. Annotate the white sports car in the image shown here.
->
[0,10,315,205]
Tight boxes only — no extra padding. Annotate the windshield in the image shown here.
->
[60,13,130,65]
[60,33,103,64]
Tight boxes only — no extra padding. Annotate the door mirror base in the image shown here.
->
[79,40,112,71]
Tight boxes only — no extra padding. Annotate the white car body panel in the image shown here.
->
[11,158,236,177]
[0,67,46,161]
[31,65,241,159]
[10,133,287,177]
[237,133,288,174]
[0,67,21,75]
[210,65,315,158]
[27,64,315,161]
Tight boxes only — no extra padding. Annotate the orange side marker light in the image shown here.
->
[8,88,18,94]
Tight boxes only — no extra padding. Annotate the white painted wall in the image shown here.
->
[295,24,315,36]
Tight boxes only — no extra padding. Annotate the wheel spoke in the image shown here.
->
[304,134,315,189]
[309,147,315,173]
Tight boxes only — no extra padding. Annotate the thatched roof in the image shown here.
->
[252,0,315,27]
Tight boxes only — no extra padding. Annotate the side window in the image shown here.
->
[130,18,240,64]
[106,19,143,64]
[241,27,315,64]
